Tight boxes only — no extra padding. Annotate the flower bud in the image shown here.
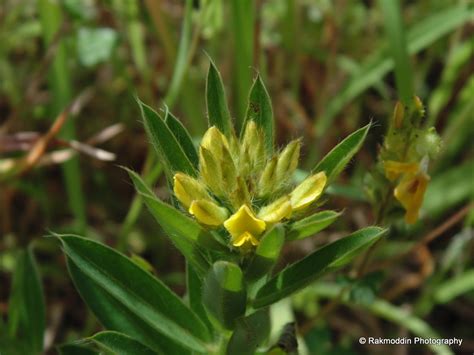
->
[290,171,327,211]
[199,146,223,195]
[173,172,211,209]
[276,139,301,186]
[413,96,425,119]
[229,176,251,209]
[220,143,238,189]
[189,199,228,226]
[240,121,265,174]
[258,156,278,197]
[394,171,429,224]
[392,101,405,129]
[201,126,230,161]
[258,196,292,223]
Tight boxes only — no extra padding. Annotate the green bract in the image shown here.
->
[57,60,384,354]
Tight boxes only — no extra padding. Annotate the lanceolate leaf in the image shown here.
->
[244,75,274,154]
[314,124,370,182]
[57,235,210,352]
[287,210,342,241]
[138,99,196,179]
[126,168,226,275]
[202,261,246,330]
[206,59,232,135]
[90,331,157,355]
[67,261,184,354]
[164,109,199,168]
[253,227,386,308]
[226,309,271,355]
[7,246,45,355]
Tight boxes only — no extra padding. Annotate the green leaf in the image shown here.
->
[90,331,157,355]
[186,262,213,332]
[316,4,473,135]
[434,270,474,304]
[56,235,210,352]
[202,261,246,330]
[57,343,99,355]
[379,0,413,105]
[7,246,45,354]
[245,225,285,282]
[127,168,226,275]
[244,75,274,154]
[67,261,184,354]
[253,227,386,308]
[227,309,271,355]
[138,99,196,179]
[164,109,199,168]
[287,210,342,241]
[206,59,232,135]
[314,124,370,182]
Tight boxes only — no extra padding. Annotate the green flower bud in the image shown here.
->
[258,196,292,223]
[199,146,223,196]
[290,171,327,211]
[173,172,211,209]
[392,101,405,129]
[189,199,229,226]
[276,139,301,186]
[201,126,229,161]
[258,156,278,197]
[229,176,251,209]
[240,121,266,175]
[220,141,238,190]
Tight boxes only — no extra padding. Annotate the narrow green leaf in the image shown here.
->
[206,59,232,135]
[57,235,210,352]
[314,124,370,182]
[244,75,274,154]
[230,0,254,127]
[186,262,213,332]
[287,210,342,241]
[67,261,183,354]
[253,227,386,308]
[7,246,45,354]
[127,168,226,275]
[379,0,413,105]
[317,4,473,135]
[245,225,285,282]
[434,270,474,304]
[164,110,199,168]
[138,99,196,179]
[203,261,246,330]
[226,309,271,355]
[90,331,157,355]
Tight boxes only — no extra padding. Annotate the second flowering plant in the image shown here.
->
[55,60,385,354]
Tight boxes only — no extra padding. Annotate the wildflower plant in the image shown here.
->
[367,97,442,224]
[54,61,386,354]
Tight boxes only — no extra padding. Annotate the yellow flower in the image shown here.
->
[383,160,419,181]
[290,171,327,211]
[394,172,429,224]
[258,196,292,223]
[189,199,228,226]
[224,205,266,248]
[173,173,211,209]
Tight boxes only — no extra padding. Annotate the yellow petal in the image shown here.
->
[173,172,210,209]
[232,231,259,248]
[258,196,292,223]
[189,199,228,226]
[394,172,429,224]
[224,205,266,240]
[290,171,327,211]
[383,160,419,181]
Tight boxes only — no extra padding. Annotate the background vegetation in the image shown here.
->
[1,0,473,354]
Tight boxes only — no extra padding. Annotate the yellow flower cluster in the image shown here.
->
[173,122,327,250]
